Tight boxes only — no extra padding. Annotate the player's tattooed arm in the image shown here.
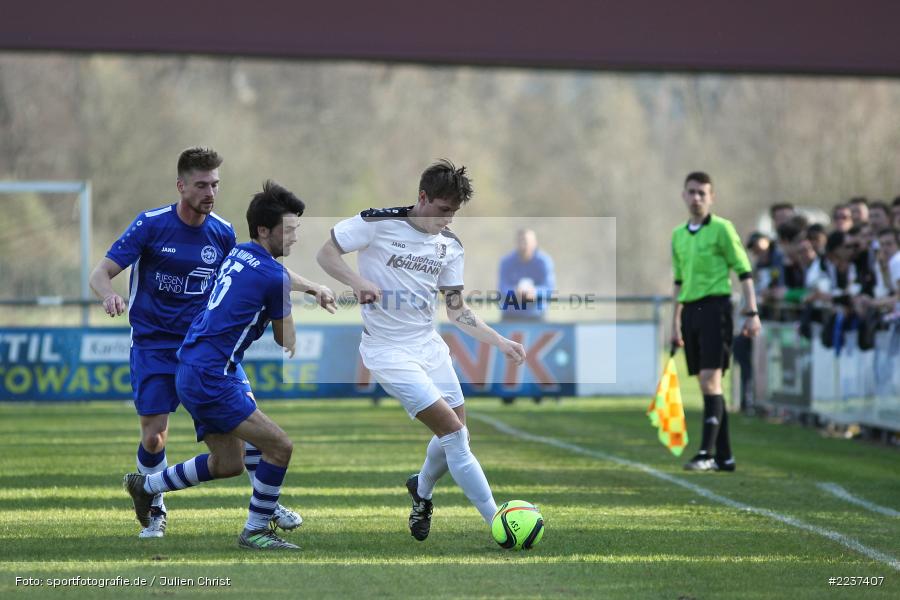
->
[444,290,525,364]
[455,308,478,328]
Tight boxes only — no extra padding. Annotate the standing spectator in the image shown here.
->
[746,232,784,315]
[776,222,809,307]
[734,232,778,414]
[806,231,861,308]
[670,172,760,472]
[865,203,891,287]
[855,228,899,315]
[847,225,876,297]
[806,223,828,257]
[868,201,892,234]
[831,204,853,233]
[498,228,556,322]
[769,203,796,231]
[886,229,900,304]
[849,197,870,228]
[497,228,557,405]
[880,228,900,299]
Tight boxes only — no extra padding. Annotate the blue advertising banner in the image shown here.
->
[0,324,576,401]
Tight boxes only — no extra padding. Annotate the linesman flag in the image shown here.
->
[646,353,688,456]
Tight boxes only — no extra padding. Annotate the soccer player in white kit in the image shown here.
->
[316,160,526,541]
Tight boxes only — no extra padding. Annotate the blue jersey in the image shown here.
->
[498,249,556,318]
[106,204,237,349]
[179,242,291,374]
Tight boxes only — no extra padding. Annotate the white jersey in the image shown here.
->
[331,206,465,345]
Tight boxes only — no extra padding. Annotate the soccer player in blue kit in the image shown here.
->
[90,148,333,538]
[124,180,308,550]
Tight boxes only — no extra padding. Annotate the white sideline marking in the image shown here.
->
[817,483,900,518]
[470,413,900,572]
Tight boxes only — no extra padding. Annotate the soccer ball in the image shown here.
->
[491,500,544,550]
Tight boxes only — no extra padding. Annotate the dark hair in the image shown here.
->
[807,223,826,236]
[848,196,868,207]
[776,222,801,243]
[177,147,223,178]
[419,159,473,204]
[769,203,794,218]
[868,201,890,216]
[832,203,850,216]
[825,230,846,254]
[787,214,809,231]
[893,196,900,207]
[246,180,305,240]
[684,171,712,188]
[877,227,898,242]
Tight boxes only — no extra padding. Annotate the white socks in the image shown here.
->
[438,427,497,523]
[417,435,448,500]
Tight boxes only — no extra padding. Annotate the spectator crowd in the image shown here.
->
[747,196,900,348]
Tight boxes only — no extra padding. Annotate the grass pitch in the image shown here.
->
[0,393,897,599]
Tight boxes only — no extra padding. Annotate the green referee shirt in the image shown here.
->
[671,214,752,303]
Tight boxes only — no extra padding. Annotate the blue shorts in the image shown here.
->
[175,362,256,441]
[130,348,180,416]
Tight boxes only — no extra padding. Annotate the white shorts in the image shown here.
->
[360,330,465,419]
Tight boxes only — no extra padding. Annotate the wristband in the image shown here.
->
[742,310,759,317]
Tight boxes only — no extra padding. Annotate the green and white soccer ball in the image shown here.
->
[491,500,544,550]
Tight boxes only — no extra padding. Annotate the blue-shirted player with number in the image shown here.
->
[123,180,307,550]
[90,148,329,538]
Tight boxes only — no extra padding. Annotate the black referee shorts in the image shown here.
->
[680,295,733,376]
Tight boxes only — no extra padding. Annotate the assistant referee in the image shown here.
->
[670,172,761,472]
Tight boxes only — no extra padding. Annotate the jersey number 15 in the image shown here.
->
[207,259,244,310]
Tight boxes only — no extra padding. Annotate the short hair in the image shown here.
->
[877,227,899,242]
[769,203,794,218]
[246,180,305,240]
[177,147,223,178]
[893,196,900,207]
[776,222,801,243]
[684,171,712,188]
[786,214,808,231]
[848,196,868,207]
[807,223,826,236]
[832,203,850,216]
[419,159,473,204]
[868,200,890,216]
[825,230,846,254]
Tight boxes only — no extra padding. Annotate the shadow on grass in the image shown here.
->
[1,525,817,564]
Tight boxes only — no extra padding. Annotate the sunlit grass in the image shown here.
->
[0,399,897,599]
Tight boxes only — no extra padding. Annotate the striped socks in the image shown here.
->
[244,442,262,485]
[143,454,214,494]
[138,443,287,531]
[137,444,167,511]
[245,460,287,531]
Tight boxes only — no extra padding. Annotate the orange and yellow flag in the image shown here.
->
[646,357,689,456]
